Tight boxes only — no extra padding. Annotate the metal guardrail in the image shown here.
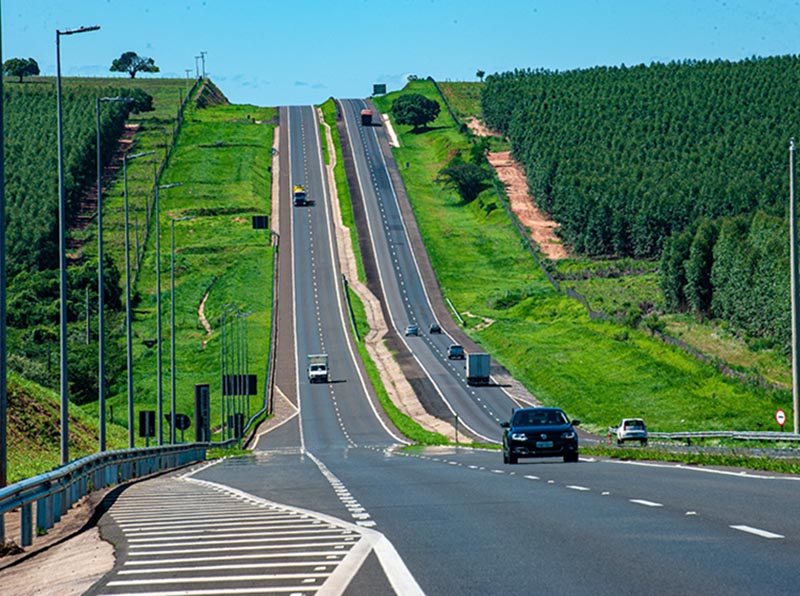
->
[648,431,800,443]
[0,443,207,548]
[607,427,800,445]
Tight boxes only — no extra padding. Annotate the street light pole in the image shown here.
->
[96,96,131,452]
[123,150,155,448]
[156,183,182,445]
[170,215,193,444]
[1,5,7,498]
[57,24,100,465]
[791,139,799,434]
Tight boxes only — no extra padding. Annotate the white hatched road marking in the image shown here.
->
[94,464,422,596]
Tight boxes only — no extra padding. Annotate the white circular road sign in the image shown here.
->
[775,409,786,427]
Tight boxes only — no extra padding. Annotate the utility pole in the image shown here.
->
[791,139,799,434]
[200,51,207,79]
[194,55,200,79]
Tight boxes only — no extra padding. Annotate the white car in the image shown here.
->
[616,418,647,445]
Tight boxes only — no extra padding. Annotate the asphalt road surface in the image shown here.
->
[86,104,800,595]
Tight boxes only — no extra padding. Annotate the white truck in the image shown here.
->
[307,354,329,383]
[466,353,491,385]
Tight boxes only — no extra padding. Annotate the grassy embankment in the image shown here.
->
[319,99,448,445]
[92,85,277,444]
[372,80,791,438]
[441,80,792,391]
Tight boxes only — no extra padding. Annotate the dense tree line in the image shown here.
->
[481,57,800,257]
[482,57,800,352]
[3,82,145,402]
[660,211,790,351]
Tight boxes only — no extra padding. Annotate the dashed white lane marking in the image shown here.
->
[730,525,784,539]
[630,499,664,508]
[305,450,376,528]
[566,485,591,492]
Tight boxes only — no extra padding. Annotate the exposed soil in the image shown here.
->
[67,123,140,259]
[466,119,568,260]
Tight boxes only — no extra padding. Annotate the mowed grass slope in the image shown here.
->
[102,101,276,444]
[373,80,789,434]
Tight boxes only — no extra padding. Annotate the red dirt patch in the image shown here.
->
[466,119,567,260]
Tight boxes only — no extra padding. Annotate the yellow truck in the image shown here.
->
[293,184,308,206]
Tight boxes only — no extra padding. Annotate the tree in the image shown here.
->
[391,93,441,132]
[476,69,485,82]
[684,218,719,317]
[3,57,40,82]
[110,51,160,79]
[437,157,492,204]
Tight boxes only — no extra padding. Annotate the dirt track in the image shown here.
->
[466,118,567,260]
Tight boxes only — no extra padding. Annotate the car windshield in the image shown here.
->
[513,410,567,426]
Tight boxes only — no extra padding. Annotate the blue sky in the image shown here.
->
[3,0,800,107]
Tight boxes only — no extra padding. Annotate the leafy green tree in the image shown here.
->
[436,157,491,203]
[391,93,441,131]
[3,57,39,82]
[476,69,485,82]
[110,51,160,79]
[121,88,155,113]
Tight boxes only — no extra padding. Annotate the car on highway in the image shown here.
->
[429,323,441,334]
[616,418,648,445]
[404,324,419,336]
[447,344,464,359]
[501,407,580,464]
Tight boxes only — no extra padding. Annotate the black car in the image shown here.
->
[501,407,580,464]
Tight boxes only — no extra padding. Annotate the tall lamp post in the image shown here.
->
[57,24,100,465]
[155,182,182,445]
[171,216,194,444]
[123,150,155,448]
[1,5,8,499]
[96,96,131,452]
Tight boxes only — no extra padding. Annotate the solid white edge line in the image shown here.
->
[287,106,307,455]
[605,458,800,481]
[730,525,784,539]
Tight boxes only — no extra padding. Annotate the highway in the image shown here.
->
[338,98,523,443]
[86,104,800,595]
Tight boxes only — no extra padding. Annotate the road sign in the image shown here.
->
[776,409,787,427]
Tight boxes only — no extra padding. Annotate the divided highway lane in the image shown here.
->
[277,105,403,451]
[195,447,800,595]
[339,98,519,442]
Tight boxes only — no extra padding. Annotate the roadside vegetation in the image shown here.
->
[373,80,791,438]
[107,98,276,444]
[482,58,797,360]
[3,77,276,480]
